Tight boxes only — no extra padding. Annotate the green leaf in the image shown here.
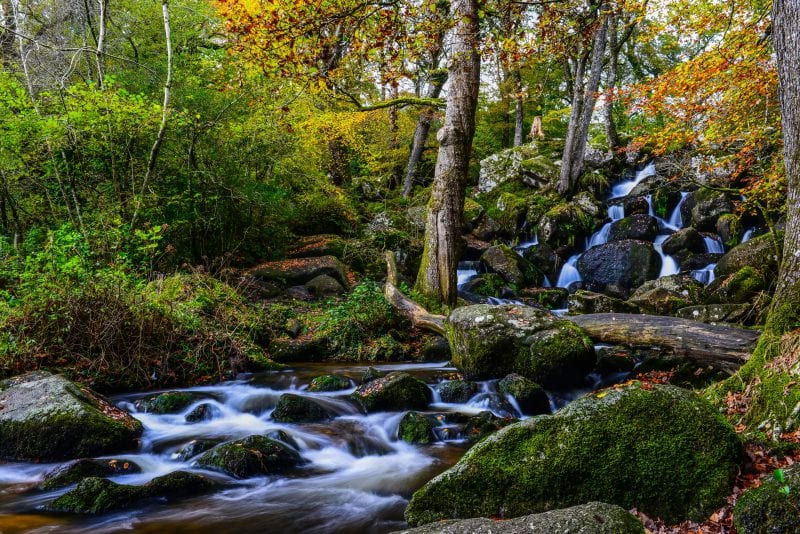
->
[774,469,786,483]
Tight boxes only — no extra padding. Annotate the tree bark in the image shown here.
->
[604,14,620,151]
[558,12,609,195]
[95,0,108,89]
[567,313,760,373]
[769,0,800,335]
[384,252,446,335]
[414,0,480,306]
[513,70,524,147]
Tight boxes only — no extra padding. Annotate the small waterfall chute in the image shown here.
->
[556,254,582,288]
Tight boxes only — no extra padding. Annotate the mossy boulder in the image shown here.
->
[0,372,143,462]
[733,465,800,534]
[520,243,560,280]
[538,203,595,251]
[497,374,550,416]
[705,266,767,305]
[399,502,644,534]
[134,391,196,414]
[287,234,347,259]
[479,245,540,287]
[609,214,660,242]
[462,411,515,443]
[308,374,351,392]
[518,287,569,309]
[715,233,780,279]
[185,403,219,423]
[690,190,733,231]
[577,240,661,298]
[437,380,480,404]
[196,435,304,478]
[662,227,706,255]
[567,290,639,314]
[47,471,218,514]
[445,304,595,388]
[351,372,432,412]
[460,273,507,298]
[716,214,742,248]
[40,458,142,490]
[361,367,386,384]
[271,393,336,423]
[304,274,346,296]
[405,383,743,526]
[463,197,484,227]
[627,275,704,315]
[249,255,349,289]
[399,411,435,444]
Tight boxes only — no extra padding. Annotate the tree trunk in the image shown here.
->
[558,13,609,195]
[604,14,620,151]
[95,0,108,89]
[402,72,446,198]
[385,252,446,335]
[567,313,760,374]
[513,70,524,147]
[414,0,480,306]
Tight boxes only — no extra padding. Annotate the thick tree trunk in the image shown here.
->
[567,313,760,373]
[385,252,446,335]
[414,0,480,306]
[402,73,446,198]
[604,15,620,151]
[769,0,800,335]
[558,14,609,195]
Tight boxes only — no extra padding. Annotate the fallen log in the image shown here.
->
[383,252,446,336]
[566,313,761,373]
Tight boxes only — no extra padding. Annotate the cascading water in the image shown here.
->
[666,192,689,230]
[741,227,756,243]
[556,254,582,289]
[692,264,717,285]
[653,235,679,277]
[610,161,656,199]
[703,235,725,254]
[588,204,625,249]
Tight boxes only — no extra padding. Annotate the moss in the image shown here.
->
[469,273,505,297]
[40,459,141,490]
[135,391,195,414]
[463,197,484,224]
[705,266,766,305]
[437,380,479,404]
[405,384,743,526]
[517,322,595,389]
[197,435,303,478]
[351,372,432,412]
[399,411,435,444]
[271,393,334,423]
[497,374,550,415]
[734,465,800,533]
[308,374,351,392]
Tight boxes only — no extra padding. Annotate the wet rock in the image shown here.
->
[399,502,644,533]
[249,255,349,289]
[437,380,480,404]
[271,393,336,423]
[405,384,743,526]
[461,273,507,298]
[681,253,723,271]
[185,403,220,423]
[705,266,766,305]
[419,336,451,361]
[620,196,649,216]
[399,411,435,444]
[733,464,800,534]
[171,439,221,461]
[304,274,345,296]
[361,367,386,384]
[47,471,218,514]
[471,216,503,242]
[134,391,196,414]
[595,347,637,373]
[627,274,704,315]
[0,372,142,462]
[568,290,639,314]
[445,304,595,388]
[308,374,351,392]
[538,203,595,251]
[520,243,560,281]
[577,240,661,299]
[462,411,514,443]
[517,288,568,309]
[715,233,780,278]
[609,214,660,242]
[196,435,304,478]
[479,245,541,287]
[40,458,142,490]
[497,374,549,416]
[351,372,432,412]
[716,214,742,248]
[463,235,491,260]
[676,304,754,325]
[662,228,706,255]
[690,190,734,231]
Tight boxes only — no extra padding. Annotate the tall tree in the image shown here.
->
[413,0,480,306]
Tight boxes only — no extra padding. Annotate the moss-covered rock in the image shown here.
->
[398,411,435,444]
[595,347,637,373]
[308,374,351,392]
[405,383,743,526]
[0,372,143,462]
[705,266,767,305]
[171,439,221,461]
[47,471,218,514]
[496,374,550,416]
[538,203,596,251]
[40,458,142,490]
[715,233,781,279]
[304,274,346,296]
[185,403,219,423]
[134,391,196,414]
[662,227,706,255]
[479,245,541,287]
[399,502,644,533]
[361,367,386,384]
[733,465,800,534]
[462,411,515,443]
[716,214,742,248]
[196,435,304,478]
[463,198,484,227]
[445,304,595,388]
[609,214,660,242]
[517,287,569,309]
[249,255,350,289]
[627,275,704,315]
[351,372,432,412]
[577,240,661,298]
[271,393,336,423]
[567,290,639,314]
[460,273,507,298]
[437,380,480,404]
[690,190,733,232]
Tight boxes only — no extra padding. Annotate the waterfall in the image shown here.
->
[653,234,679,277]
[610,161,656,199]
[741,227,755,243]
[692,264,717,285]
[588,204,625,249]
[666,192,689,230]
[556,254,582,288]
[703,235,724,254]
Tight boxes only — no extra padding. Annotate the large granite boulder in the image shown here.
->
[577,240,661,298]
[196,435,304,478]
[715,233,780,278]
[445,304,595,389]
[405,383,743,526]
[0,372,142,462]
[609,214,660,242]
